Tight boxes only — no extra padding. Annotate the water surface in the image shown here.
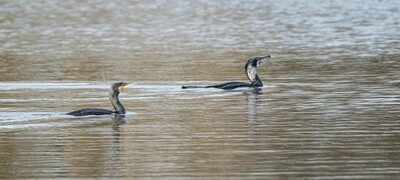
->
[1,0,400,179]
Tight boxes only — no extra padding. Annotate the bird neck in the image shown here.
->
[246,65,263,87]
[109,91,126,114]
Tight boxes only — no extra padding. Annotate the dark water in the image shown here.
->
[1,0,400,178]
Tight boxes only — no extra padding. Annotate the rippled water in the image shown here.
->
[1,0,400,178]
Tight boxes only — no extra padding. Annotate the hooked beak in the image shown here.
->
[257,55,271,65]
[121,83,130,91]
[260,55,271,60]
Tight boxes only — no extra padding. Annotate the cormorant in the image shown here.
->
[67,82,130,116]
[182,55,271,90]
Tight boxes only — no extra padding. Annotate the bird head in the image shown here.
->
[111,82,130,93]
[245,55,271,68]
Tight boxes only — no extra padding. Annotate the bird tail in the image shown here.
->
[181,85,208,89]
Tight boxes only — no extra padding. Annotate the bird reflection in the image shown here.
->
[246,88,261,117]
[113,114,126,129]
[111,114,125,149]
[245,88,262,131]
[108,114,125,176]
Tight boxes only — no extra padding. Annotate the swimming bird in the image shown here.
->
[67,82,130,116]
[182,55,271,90]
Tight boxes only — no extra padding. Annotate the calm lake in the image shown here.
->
[1,0,399,179]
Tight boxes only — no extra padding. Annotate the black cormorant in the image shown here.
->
[182,55,271,90]
[67,82,130,116]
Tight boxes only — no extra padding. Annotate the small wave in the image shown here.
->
[0,111,136,131]
[0,82,108,90]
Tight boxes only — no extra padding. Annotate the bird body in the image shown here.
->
[182,55,271,90]
[67,108,114,116]
[67,82,129,116]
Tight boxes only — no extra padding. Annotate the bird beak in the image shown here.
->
[260,55,271,60]
[121,83,130,91]
[121,83,136,91]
